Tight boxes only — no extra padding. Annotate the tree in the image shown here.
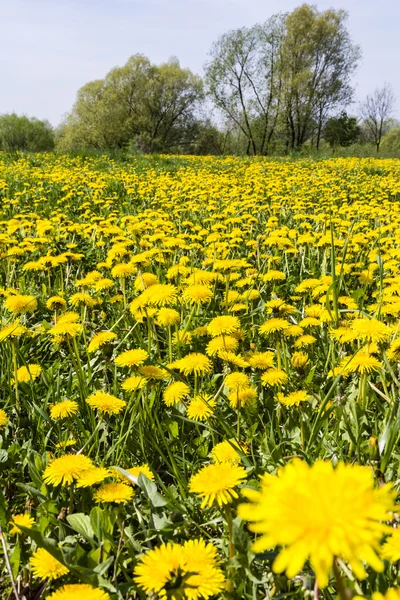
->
[57,55,203,153]
[281,4,360,150]
[0,114,54,152]
[324,112,359,148]
[205,16,285,155]
[380,127,400,155]
[359,83,396,152]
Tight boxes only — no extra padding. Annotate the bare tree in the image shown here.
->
[359,83,396,152]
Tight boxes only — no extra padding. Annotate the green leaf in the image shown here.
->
[67,513,95,542]
[138,473,167,507]
[10,540,20,579]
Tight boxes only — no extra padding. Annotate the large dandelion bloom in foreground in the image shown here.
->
[94,482,134,504]
[86,391,126,415]
[46,585,110,600]
[5,294,37,315]
[207,315,240,337]
[190,463,247,508]
[238,459,396,587]
[114,348,148,367]
[134,539,225,600]
[169,353,212,376]
[30,548,69,580]
[43,454,94,486]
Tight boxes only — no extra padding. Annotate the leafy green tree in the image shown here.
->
[281,4,360,150]
[324,112,360,148]
[58,55,203,153]
[380,127,400,155]
[205,16,285,155]
[0,114,54,152]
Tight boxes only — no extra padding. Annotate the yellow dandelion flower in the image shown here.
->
[238,459,396,587]
[156,308,180,327]
[206,335,239,357]
[30,548,69,581]
[94,482,134,504]
[190,462,247,508]
[261,368,288,387]
[163,381,191,406]
[169,353,213,376]
[114,348,148,367]
[373,589,400,600]
[381,528,400,562]
[183,284,213,305]
[87,331,117,353]
[50,400,79,420]
[248,351,275,370]
[225,372,250,392]
[139,365,169,380]
[43,454,94,486]
[116,463,154,484]
[134,272,159,291]
[16,364,42,382]
[145,283,178,306]
[350,318,391,343]
[86,391,126,415]
[0,409,8,427]
[211,440,243,464]
[229,386,257,409]
[134,539,225,600]
[291,351,310,369]
[46,296,67,310]
[207,315,240,337]
[69,292,96,308]
[387,338,400,361]
[277,390,310,406]
[259,318,289,335]
[111,263,136,278]
[5,294,37,315]
[76,466,111,488]
[187,394,216,421]
[9,513,35,535]
[46,584,110,600]
[121,375,147,391]
[0,321,27,341]
[294,334,317,348]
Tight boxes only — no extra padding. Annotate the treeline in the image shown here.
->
[2,3,400,156]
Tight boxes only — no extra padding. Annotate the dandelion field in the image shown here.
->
[3,154,400,599]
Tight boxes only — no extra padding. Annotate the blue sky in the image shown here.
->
[1,0,398,126]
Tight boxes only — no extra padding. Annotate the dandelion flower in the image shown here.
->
[139,365,169,380]
[187,394,216,421]
[134,539,225,600]
[94,482,134,504]
[294,334,317,348]
[259,318,289,335]
[206,335,239,357]
[381,528,400,562]
[0,321,27,341]
[9,513,35,535]
[163,381,191,406]
[350,318,391,343]
[261,368,288,387]
[238,459,396,587]
[116,464,154,484]
[229,386,257,409]
[121,375,147,392]
[291,351,310,369]
[225,372,250,392]
[0,410,8,427]
[156,308,180,327]
[46,296,67,311]
[75,466,110,488]
[211,440,243,464]
[43,454,94,486]
[86,391,126,415]
[208,315,240,337]
[114,348,148,368]
[277,390,310,407]
[248,351,275,370]
[46,584,110,600]
[146,283,178,306]
[16,364,42,382]
[88,331,117,353]
[169,353,212,376]
[190,462,247,508]
[50,400,79,420]
[5,294,37,315]
[30,548,69,580]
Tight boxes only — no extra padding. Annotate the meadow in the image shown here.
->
[2,153,400,599]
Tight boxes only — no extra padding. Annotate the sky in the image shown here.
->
[0,0,399,126]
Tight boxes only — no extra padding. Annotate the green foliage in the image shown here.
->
[0,114,54,152]
[57,55,204,153]
[324,112,360,148]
